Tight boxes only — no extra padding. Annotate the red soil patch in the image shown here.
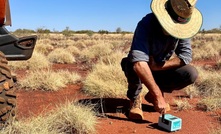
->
[16,84,85,119]
[15,63,220,134]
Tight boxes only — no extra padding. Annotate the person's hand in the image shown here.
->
[153,96,169,114]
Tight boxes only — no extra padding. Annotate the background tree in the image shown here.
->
[116,27,122,33]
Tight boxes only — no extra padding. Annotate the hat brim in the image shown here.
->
[151,0,203,39]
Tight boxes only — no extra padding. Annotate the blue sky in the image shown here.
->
[6,0,221,32]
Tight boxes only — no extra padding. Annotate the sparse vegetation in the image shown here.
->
[8,51,51,70]
[184,66,221,111]
[192,34,221,60]
[173,99,192,111]
[215,59,221,70]
[6,32,221,133]
[19,69,81,91]
[0,101,98,134]
[48,48,76,64]
[83,59,127,98]
[210,128,221,134]
[185,84,199,99]
[198,97,221,111]
[35,39,54,55]
[80,42,114,61]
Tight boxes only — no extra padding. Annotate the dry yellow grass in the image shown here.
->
[83,60,127,98]
[65,45,81,56]
[186,66,221,111]
[210,128,221,134]
[215,59,221,70]
[185,84,200,99]
[198,97,221,111]
[19,69,81,91]
[173,99,192,111]
[82,50,128,98]
[48,48,76,64]
[8,51,51,70]
[192,34,221,60]
[196,69,221,97]
[7,33,221,133]
[80,42,114,60]
[35,39,54,55]
[83,49,149,98]
[0,101,98,134]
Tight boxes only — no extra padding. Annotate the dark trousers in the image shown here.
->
[121,57,198,101]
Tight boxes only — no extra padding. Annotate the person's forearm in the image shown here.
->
[163,57,185,69]
[133,61,162,97]
[150,56,185,71]
[133,61,168,113]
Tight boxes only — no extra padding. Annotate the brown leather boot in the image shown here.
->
[129,94,144,120]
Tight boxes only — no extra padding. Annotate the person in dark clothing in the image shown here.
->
[121,0,203,120]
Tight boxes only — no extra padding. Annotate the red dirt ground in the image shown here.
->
[15,62,220,134]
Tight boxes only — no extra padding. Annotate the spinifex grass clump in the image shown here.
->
[215,60,221,70]
[83,51,128,98]
[80,42,114,61]
[196,70,221,98]
[193,67,221,111]
[0,102,98,134]
[192,34,221,60]
[35,39,54,55]
[173,99,192,111]
[185,84,200,99]
[48,48,75,64]
[83,60,127,98]
[8,51,51,70]
[20,69,81,91]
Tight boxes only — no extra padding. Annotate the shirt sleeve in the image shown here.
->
[129,15,153,63]
[175,39,192,64]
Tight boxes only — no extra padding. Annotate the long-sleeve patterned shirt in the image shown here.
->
[128,13,192,65]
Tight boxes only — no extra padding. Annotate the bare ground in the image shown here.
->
[15,62,221,134]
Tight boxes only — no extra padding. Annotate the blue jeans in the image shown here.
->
[121,57,198,101]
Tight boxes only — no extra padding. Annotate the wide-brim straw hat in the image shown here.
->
[151,0,203,39]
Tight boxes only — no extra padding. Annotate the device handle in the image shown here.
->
[162,114,165,122]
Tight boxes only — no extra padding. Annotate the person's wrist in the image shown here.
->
[152,89,163,99]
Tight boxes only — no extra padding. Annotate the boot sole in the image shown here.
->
[128,112,144,120]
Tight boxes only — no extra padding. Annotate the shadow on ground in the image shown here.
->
[78,98,156,123]
[78,98,171,132]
